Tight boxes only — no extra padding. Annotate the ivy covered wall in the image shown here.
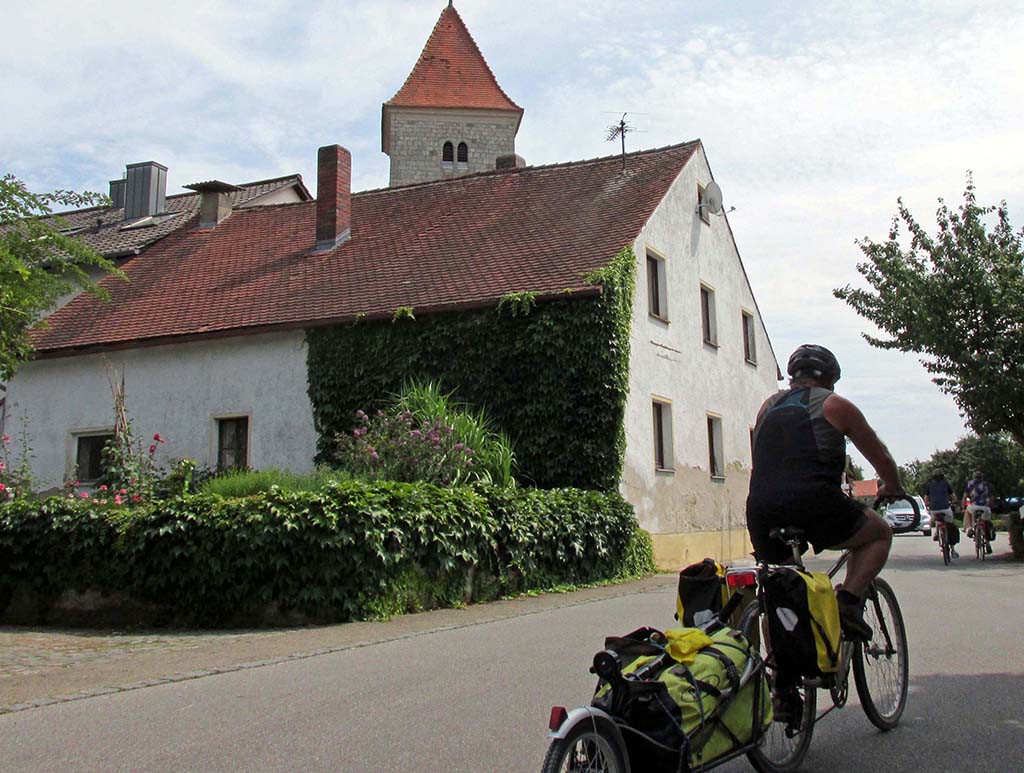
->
[306,247,636,490]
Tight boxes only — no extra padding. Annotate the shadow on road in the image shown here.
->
[806,672,1024,771]
[881,541,1023,574]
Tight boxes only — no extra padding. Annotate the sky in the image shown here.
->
[3,0,1023,471]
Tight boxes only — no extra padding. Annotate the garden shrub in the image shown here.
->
[0,481,650,626]
[198,467,350,498]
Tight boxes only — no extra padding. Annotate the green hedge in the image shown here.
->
[305,247,636,491]
[0,481,653,626]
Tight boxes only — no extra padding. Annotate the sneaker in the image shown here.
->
[986,544,992,554]
[772,687,803,731]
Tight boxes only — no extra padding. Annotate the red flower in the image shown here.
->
[153,433,164,443]
[131,494,142,502]
[98,484,108,491]
[0,483,6,492]
[149,444,157,454]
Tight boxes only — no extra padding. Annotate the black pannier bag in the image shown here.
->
[674,558,725,627]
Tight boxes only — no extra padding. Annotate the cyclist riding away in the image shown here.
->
[924,470,958,558]
[747,344,905,642]
[963,470,994,553]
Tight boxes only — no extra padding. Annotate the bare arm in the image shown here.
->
[823,393,904,495]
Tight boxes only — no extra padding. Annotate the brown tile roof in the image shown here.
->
[43,175,309,260]
[852,479,879,498]
[386,4,522,116]
[30,142,700,356]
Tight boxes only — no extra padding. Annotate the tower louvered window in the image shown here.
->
[442,142,454,163]
[457,142,468,163]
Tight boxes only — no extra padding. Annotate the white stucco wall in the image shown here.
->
[4,331,318,490]
[621,145,780,564]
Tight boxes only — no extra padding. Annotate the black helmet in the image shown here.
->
[787,344,841,383]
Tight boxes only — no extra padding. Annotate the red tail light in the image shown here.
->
[549,706,568,731]
[726,569,757,588]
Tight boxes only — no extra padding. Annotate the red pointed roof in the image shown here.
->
[386,4,522,116]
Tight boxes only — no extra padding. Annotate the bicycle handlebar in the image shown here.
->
[873,494,921,534]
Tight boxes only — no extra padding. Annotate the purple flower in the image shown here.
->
[411,430,422,438]
[371,451,378,461]
[355,410,366,419]
[464,448,474,455]
[454,443,464,451]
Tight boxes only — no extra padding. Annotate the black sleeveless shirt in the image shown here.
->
[749,387,846,497]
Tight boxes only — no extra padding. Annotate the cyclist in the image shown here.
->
[747,344,905,642]
[963,470,995,553]
[923,470,958,558]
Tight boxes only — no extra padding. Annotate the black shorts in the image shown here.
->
[746,487,869,564]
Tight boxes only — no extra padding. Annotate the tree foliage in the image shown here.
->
[834,175,1024,445]
[900,433,1024,499]
[0,174,119,380]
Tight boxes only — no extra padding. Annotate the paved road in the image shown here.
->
[1,535,1021,771]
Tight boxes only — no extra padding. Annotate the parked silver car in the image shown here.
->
[882,495,932,536]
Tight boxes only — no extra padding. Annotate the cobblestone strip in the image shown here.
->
[0,580,672,716]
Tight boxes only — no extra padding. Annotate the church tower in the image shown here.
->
[382,3,523,187]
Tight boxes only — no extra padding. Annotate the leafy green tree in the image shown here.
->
[845,455,864,481]
[904,433,1024,500]
[0,174,119,380]
[834,175,1024,446]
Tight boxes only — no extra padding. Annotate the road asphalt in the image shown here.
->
[1,533,1021,771]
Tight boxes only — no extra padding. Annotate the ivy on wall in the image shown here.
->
[306,247,636,490]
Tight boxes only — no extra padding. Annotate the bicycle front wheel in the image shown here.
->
[853,578,909,730]
[739,599,815,772]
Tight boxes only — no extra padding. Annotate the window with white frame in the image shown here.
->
[707,414,724,478]
[700,285,717,346]
[697,183,711,225]
[647,250,668,320]
[742,310,757,364]
[652,399,674,471]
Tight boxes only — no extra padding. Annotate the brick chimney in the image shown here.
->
[315,145,351,251]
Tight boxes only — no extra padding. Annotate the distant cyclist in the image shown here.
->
[923,470,958,558]
[963,470,995,553]
[747,344,905,641]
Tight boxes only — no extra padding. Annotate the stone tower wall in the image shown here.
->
[386,108,518,187]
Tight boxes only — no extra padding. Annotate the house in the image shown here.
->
[5,3,780,566]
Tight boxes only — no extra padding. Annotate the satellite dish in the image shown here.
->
[702,181,724,215]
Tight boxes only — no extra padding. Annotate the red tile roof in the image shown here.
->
[386,4,522,116]
[852,479,879,498]
[31,142,700,356]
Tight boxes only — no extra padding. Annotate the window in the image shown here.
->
[697,184,711,225]
[646,250,668,320]
[442,141,454,164]
[76,433,113,482]
[652,399,674,471]
[457,142,469,164]
[217,417,249,471]
[700,285,717,346]
[742,311,757,364]
[707,415,724,478]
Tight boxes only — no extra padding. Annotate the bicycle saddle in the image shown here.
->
[769,526,806,542]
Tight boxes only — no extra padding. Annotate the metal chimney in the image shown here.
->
[123,161,168,221]
[109,178,126,209]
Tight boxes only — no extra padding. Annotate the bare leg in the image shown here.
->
[964,508,973,533]
[832,511,893,598]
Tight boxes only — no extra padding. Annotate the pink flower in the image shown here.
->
[0,483,6,492]
[0,461,5,472]
[114,495,123,505]
[73,480,80,486]
[370,451,378,460]
[99,499,107,505]
[1,434,10,444]
[80,491,90,499]
[99,484,108,491]
[149,444,157,454]
[153,433,164,443]
[119,488,127,495]
[131,494,142,502]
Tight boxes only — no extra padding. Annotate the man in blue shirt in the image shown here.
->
[923,470,958,557]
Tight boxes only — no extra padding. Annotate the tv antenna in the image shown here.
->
[604,112,647,171]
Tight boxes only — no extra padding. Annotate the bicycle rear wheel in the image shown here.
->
[542,721,627,773]
[940,528,949,565]
[976,528,985,560]
[739,599,816,772]
[853,578,908,730]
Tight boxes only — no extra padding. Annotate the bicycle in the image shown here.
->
[972,516,992,560]
[937,518,950,565]
[739,494,918,772]
[542,496,919,772]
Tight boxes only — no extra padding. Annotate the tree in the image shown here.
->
[834,175,1024,446]
[902,433,1024,499]
[845,455,865,481]
[0,174,120,381]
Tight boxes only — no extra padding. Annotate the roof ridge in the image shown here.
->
[166,173,302,200]
[356,139,701,198]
